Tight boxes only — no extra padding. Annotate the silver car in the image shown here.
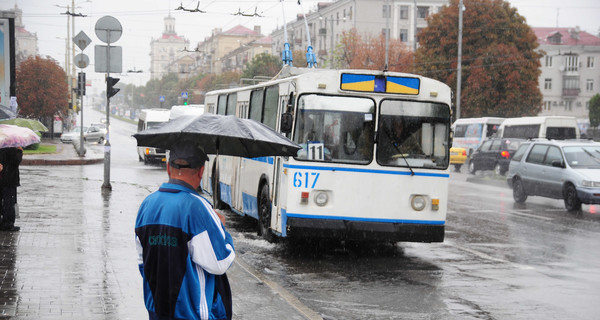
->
[60,126,106,144]
[507,139,600,211]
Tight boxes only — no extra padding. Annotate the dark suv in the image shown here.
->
[468,138,525,176]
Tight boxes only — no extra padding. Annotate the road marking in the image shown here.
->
[234,258,323,320]
[445,242,535,270]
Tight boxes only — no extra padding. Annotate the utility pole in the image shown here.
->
[456,0,464,120]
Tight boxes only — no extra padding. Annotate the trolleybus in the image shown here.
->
[201,67,452,243]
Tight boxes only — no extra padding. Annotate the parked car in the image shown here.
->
[450,147,467,171]
[506,139,600,211]
[468,138,525,176]
[90,123,107,135]
[60,126,105,144]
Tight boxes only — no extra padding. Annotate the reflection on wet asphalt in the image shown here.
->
[0,166,151,319]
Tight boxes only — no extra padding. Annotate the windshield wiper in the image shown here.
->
[383,127,414,175]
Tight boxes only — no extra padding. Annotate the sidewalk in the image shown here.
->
[8,141,319,319]
[21,139,104,166]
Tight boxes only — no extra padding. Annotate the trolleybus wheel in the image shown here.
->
[258,184,274,242]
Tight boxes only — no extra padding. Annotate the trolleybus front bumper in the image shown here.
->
[286,217,445,243]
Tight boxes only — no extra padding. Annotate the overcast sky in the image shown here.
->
[3,0,600,88]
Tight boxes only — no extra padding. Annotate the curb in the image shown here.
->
[21,142,104,166]
[21,157,104,166]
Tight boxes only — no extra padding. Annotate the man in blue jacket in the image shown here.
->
[135,142,235,320]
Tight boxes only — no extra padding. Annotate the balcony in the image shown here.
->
[562,88,580,97]
[319,28,327,35]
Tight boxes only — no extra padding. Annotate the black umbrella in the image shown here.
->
[133,113,301,158]
[0,104,16,120]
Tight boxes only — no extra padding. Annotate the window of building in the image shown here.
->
[564,76,580,90]
[565,54,579,72]
[337,12,340,25]
[400,5,409,19]
[587,79,594,91]
[588,56,595,68]
[565,100,573,111]
[417,6,429,19]
[383,4,391,18]
[545,56,553,67]
[543,101,551,111]
[544,78,552,90]
[399,29,409,42]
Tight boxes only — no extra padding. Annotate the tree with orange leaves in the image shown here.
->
[16,56,69,122]
[415,0,542,118]
[333,28,413,73]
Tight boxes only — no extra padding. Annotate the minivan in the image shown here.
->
[497,116,580,140]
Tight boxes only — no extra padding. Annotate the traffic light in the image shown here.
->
[107,76,120,99]
[78,72,86,96]
[183,99,188,105]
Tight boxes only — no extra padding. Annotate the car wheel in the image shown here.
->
[98,137,104,144]
[468,161,476,175]
[494,163,503,176]
[454,164,462,172]
[258,184,274,242]
[563,183,582,212]
[512,178,528,203]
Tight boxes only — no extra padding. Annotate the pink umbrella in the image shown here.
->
[0,124,40,148]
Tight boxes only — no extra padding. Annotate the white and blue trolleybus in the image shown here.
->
[201,67,452,243]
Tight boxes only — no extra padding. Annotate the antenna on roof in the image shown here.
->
[298,0,317,68]
[280,0,293,66]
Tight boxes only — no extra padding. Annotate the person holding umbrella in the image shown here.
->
[135,142,235,320]
[0,147,23,231]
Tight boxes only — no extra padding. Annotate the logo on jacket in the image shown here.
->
[148,234,178,247]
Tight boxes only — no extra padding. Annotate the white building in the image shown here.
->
[270,0,449,67]
[534,27,600,119]
[149,15,190,80]
[12,4,37,64]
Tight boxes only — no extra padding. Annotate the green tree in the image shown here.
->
[589,94,600,137]
[242,53,281,80]
[16,56,68,128]
[415,0,542,118]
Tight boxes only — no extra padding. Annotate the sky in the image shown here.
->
[3,0,600,90]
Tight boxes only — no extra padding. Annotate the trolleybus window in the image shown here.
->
[226,94,237,116]
[377,100,450,169]
[217,95,227,115]
[293,94,375,164]
[263,86,279,130]
[249,89,264,122]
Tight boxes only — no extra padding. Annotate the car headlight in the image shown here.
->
[411,195,427,211]
[581,180,600,187]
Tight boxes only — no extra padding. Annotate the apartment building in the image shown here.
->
[270,0,449,68]
[535,27,600,119]
[195,25,264,75]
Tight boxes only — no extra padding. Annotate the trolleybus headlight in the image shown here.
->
[411,195,427,211]
[314,191,329,207]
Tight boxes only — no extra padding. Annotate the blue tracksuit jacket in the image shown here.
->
[135,181,235,320]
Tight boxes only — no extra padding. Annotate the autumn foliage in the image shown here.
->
[333,29,413,72]
[16,56,69,120]
[415,0,543,118]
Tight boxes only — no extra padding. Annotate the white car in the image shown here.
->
[60,126,105,144]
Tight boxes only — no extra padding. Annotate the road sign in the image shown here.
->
[95,16,122,44]
[160,96,165,102]
[94,45,122,73]
[74,53,89,69]
[181,92,188,99]
[73,31,91,51]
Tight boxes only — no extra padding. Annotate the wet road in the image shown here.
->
[6,110,600,319]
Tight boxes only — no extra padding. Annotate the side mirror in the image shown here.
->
[551,159,565,168]
[281,112,293,133]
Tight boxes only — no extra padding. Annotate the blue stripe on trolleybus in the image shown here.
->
[282,164,450,178]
